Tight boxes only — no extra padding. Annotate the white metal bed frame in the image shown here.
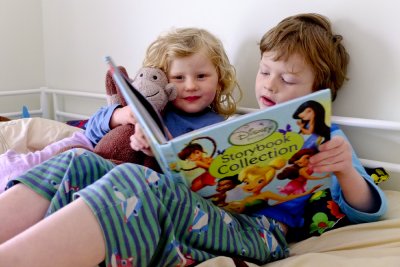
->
[0,87,107,121]
[1,88,399,175]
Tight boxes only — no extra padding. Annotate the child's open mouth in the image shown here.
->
[261,96,276,107]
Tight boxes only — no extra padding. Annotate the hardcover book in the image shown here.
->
[105,56,332,227]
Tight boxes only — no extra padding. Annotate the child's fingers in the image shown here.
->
[130,126,154,156]
[130,135,153,156]
[318,135,345,151]
[309,143,342,165]
[129,135,142,151]
[310,156,348,173]
[309,136,352,173]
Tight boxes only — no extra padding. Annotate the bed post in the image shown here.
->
[40,87,50,119]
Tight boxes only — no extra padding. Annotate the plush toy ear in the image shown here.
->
[105,66,129,106]
[165,83,177,101]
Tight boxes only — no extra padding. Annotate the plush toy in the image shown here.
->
[93,66,177,172]
[0,116,10,122]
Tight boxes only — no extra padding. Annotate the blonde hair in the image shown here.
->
[238,157,286,182]
[259,13,350,101]
[143,27,241,116]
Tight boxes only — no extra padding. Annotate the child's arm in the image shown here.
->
[85,105,136,146]
[108,106,136,129]
[309,135,379,213]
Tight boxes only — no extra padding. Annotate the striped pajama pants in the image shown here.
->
[8,148,289,267]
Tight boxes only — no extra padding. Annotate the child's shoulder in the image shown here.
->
[331,123,341,132]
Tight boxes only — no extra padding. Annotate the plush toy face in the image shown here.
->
[94,66,176,170]
[131,67,177,112]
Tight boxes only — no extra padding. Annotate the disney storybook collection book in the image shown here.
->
[105,56,333,226]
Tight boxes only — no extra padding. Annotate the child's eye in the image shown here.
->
[260,71,269,76]
[282,77,296,85]
[283,80,294,85]
[197,74,207,79]
[171,75,183,81]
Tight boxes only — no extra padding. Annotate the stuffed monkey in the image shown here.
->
[93,66,176,172]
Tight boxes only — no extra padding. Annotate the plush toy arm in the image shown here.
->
[165,83,178,101]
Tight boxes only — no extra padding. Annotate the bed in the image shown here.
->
[0,88,107,154]
[1,88,400,267]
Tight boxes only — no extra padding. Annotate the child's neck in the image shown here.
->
[166,103,212,116]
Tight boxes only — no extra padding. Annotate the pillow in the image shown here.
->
[286,167,390,242]
[0,117,83,154]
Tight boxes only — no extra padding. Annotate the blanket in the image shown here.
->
[198,190,400,267]
[0,117,82,154]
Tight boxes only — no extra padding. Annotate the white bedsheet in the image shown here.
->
[0,117,82,154]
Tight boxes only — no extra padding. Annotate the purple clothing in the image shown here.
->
[0,131,93,192]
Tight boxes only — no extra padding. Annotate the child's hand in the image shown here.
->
[311,135,377,212]
[130,124,154,156]
[110,106,136,129]
[309,135,353,176]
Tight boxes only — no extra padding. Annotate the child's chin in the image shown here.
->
[260,103,275,110]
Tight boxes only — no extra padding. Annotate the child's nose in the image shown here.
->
[184,77,197,90]
[264,76,278,93]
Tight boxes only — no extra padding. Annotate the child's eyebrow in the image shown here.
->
[259,61,269,68]
[285,66,303,75]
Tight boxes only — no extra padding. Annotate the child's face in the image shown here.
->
[168,51,218,113]
[255,51,315,109]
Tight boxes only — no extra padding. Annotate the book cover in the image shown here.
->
[105,56,332,226]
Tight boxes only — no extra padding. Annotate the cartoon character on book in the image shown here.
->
[293,100,330,150]
[204,175,241,207]
[227,158,285,213]
[225,157,322,214]
[277,147,330,195]
[178,137,217,192]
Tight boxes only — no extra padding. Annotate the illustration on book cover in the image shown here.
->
[169,97,332,215]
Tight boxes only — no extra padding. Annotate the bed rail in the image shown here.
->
[0,91,399,176]
[0,89,44,118]
[0,87,107,121]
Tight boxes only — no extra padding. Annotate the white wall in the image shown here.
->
[1,0,399,186]
[0,0,44,90]
[38,0,400,118]
[0,0,44,112]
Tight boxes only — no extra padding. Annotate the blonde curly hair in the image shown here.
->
[143,27,242,116]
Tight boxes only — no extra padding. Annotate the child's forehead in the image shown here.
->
[261,51,311,73]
